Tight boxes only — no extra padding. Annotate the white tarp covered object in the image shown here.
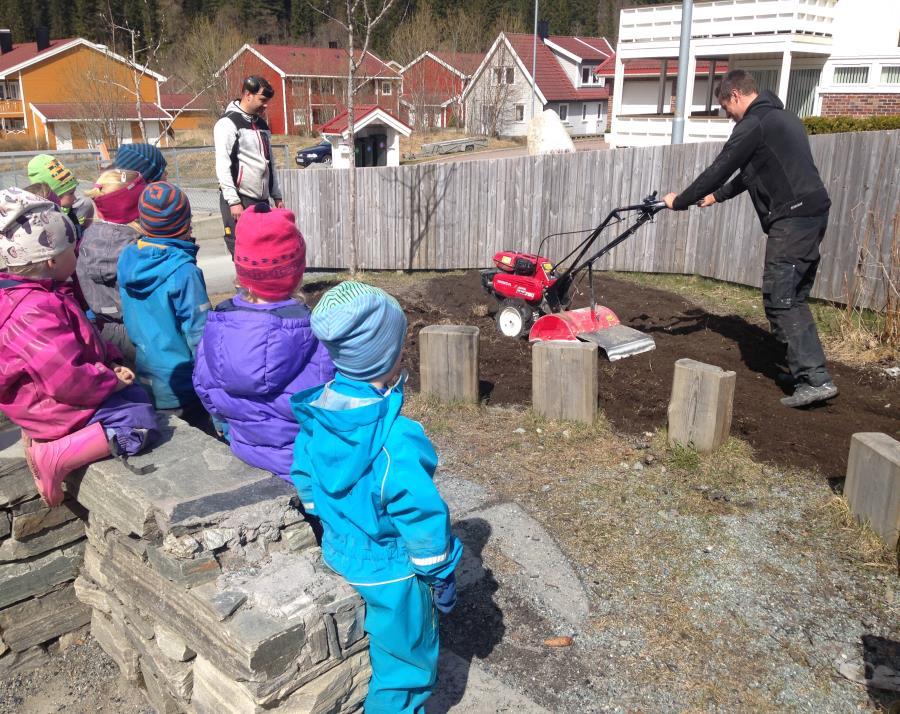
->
[527,109,575,156]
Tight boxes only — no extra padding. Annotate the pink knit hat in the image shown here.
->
[234,203,306,300]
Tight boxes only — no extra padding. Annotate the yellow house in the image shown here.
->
[0,33,171,150]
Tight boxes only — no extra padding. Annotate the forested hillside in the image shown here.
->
[0,0,674,59]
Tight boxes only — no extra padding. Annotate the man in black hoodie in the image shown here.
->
[663,69,837,408]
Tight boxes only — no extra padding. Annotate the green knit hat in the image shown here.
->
[27,154,78,196]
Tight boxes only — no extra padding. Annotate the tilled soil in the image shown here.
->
[391,272,900,479]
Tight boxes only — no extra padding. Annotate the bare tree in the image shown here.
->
[309,0,398,275]
[63,52,136,149]
[163,9,249,120]
[469,43,517,137]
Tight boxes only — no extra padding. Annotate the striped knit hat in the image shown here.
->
[27,154,78,196]
[138,182,192,239]
[114,143,167,183]
[311,281,407,381]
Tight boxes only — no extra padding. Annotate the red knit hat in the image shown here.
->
[234,203,306,300]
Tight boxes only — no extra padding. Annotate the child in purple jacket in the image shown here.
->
[192,204,334,480]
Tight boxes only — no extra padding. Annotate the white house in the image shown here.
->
[319,105,411,168]
[461,30,614,138]
[607,0,900,148]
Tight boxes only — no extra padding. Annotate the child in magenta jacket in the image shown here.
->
[0,188,158,507]
[192,204,334,479]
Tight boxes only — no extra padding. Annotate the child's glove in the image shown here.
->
[432,573,457,614]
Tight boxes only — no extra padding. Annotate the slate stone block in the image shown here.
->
[70,415,295,538]
[155,624,196,662]
[0,541,85,609]
[0,459,34,508]
[0,519,85,562]
[334,604,367,650]
[0,512,9,539]
[91,610,140,682]
[282,651,370,714]
[0,584,91,651]
[11,498,84,540]
[146,545,220,588]
[91,541,309,682]
[0,644,49,677]
[140,657,182,714]
[74,575,122,618]
[192,655,262,714]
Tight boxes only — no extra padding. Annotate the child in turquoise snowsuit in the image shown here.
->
[290,281,462,714]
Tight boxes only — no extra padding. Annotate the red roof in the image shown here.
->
[595,56,730,77]
[0,38,78,75]
[249,44,398,79]
[430,51,484,77]
[32,102,171,121]
[159,93,207,111]
[504,34,610,102]
[319,104,410,135]
[546,36,613,62]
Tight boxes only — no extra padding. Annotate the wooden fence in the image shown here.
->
[279,130,899,310]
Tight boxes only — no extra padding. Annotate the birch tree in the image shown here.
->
[309,0,397,275]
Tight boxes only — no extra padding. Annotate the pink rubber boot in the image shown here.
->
[28,422,110,507]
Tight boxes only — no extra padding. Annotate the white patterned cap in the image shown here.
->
[0,187,77,266]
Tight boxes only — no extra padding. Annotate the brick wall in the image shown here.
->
[821,93,900,117]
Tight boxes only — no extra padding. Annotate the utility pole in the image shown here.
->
[531,0,538,119]
[671,0,693,144]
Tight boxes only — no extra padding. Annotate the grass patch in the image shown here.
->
[817,495,899,573]
[667,441,701,472]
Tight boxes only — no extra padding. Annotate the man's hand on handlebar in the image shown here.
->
[663,192,677,209]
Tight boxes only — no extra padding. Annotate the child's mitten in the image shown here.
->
[432,572,457,614]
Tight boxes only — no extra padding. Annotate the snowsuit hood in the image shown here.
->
[119,237,198,299]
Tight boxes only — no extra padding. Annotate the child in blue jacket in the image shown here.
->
[118,182,210,420]
[290,281,462,714]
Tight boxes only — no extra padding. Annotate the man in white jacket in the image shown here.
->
[214,75,284,258]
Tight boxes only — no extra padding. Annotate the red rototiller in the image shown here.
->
[481,192,667,360]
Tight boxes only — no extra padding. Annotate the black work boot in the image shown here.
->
[780,382,839,408]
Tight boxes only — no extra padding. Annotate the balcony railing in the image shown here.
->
[619,0,837,45]
[610,115,733,147]
[0,99,24,115]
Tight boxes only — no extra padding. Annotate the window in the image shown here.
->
[515,104,524,121]
[293,109,307,126]
[312,78,335,94]
[292,78,307,95]
[881,65,900,84]
[381,81,392,95]
[581,103,587,120]
[558,103,568,121]
[834,66,869,84]
[582,67,590,85]
[493,67,514,85]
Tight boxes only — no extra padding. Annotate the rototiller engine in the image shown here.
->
[481,192,667,360]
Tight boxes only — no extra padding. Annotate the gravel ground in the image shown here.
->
[0,636,150,714]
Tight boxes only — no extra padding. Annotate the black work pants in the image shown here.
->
[762,214,831,387]
[219,193,267,258]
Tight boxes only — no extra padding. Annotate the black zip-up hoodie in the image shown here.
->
[673,90,830,232]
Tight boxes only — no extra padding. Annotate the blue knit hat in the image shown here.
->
[311,281,408,381]
[139,182,192,239]
[114,143,167,183]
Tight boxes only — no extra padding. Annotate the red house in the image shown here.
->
[219,44,401,135]
[399,51,483,129]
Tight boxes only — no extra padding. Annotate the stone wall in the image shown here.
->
[0,458,90,676]
[820,93,900,116]
[1,416,371,713]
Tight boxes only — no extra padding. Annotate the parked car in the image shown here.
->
[296,140,332,167]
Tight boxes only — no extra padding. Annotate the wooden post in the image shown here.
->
[419,325,479,403]
[532,342,597,424]
[667,358,736,452]
[844,433,900,549]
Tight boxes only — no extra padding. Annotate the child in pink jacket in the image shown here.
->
[0,188,158,507]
